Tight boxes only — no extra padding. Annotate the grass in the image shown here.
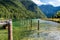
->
[0,19,34,40]
[47,18,60,23]
[0,29,8,40]
[13,19,36,40]
[13,27,33,40]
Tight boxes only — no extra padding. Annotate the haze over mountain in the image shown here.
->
[39,5,60,17]
[0,0,46,19]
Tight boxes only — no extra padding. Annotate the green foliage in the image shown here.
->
[54,11,60,18]
[56,11,60,16]
[0,29,8,40]
[0,0,46,19]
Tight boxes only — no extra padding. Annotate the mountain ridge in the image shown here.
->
[39,5,60,18]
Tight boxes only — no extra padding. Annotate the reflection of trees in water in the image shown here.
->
[26,19,60,40]
[37,32,40,37]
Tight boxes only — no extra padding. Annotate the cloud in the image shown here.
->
[32,0,60,7]
[32,0,44,6]
[48,1,60,7]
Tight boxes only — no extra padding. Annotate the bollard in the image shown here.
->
[38,20,39,30]
[30,19,32,30]
[31,19,32,28]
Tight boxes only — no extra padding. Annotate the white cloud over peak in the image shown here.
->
[32,0,60,7]
[32,0,44,6]
[48,1,60,7]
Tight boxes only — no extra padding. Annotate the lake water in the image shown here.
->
[22,19,60,40]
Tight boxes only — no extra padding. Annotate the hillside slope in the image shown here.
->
[39,5,60,18]
[0,0,46,19]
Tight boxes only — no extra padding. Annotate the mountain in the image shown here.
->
[0,0,46,19]
[39,5,60,18]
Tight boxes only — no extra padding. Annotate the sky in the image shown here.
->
[32,0,60,7]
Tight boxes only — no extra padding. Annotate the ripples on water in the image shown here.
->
[23,19,60,40]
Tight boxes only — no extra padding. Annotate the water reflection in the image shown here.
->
[37,32,40,37]
[22,19,60,40]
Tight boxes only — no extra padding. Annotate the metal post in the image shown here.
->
[30,19,32,30]
[38,20,39,30]
[8,19,13,40]
[31,19,32,28]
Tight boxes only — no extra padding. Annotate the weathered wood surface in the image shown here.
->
[8,20,13,40]
[0,19,13,40]
[0,20,9,25]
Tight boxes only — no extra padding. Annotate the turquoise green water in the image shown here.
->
[21,19,60,40]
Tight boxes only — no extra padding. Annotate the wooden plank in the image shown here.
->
[0,23,7,25]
